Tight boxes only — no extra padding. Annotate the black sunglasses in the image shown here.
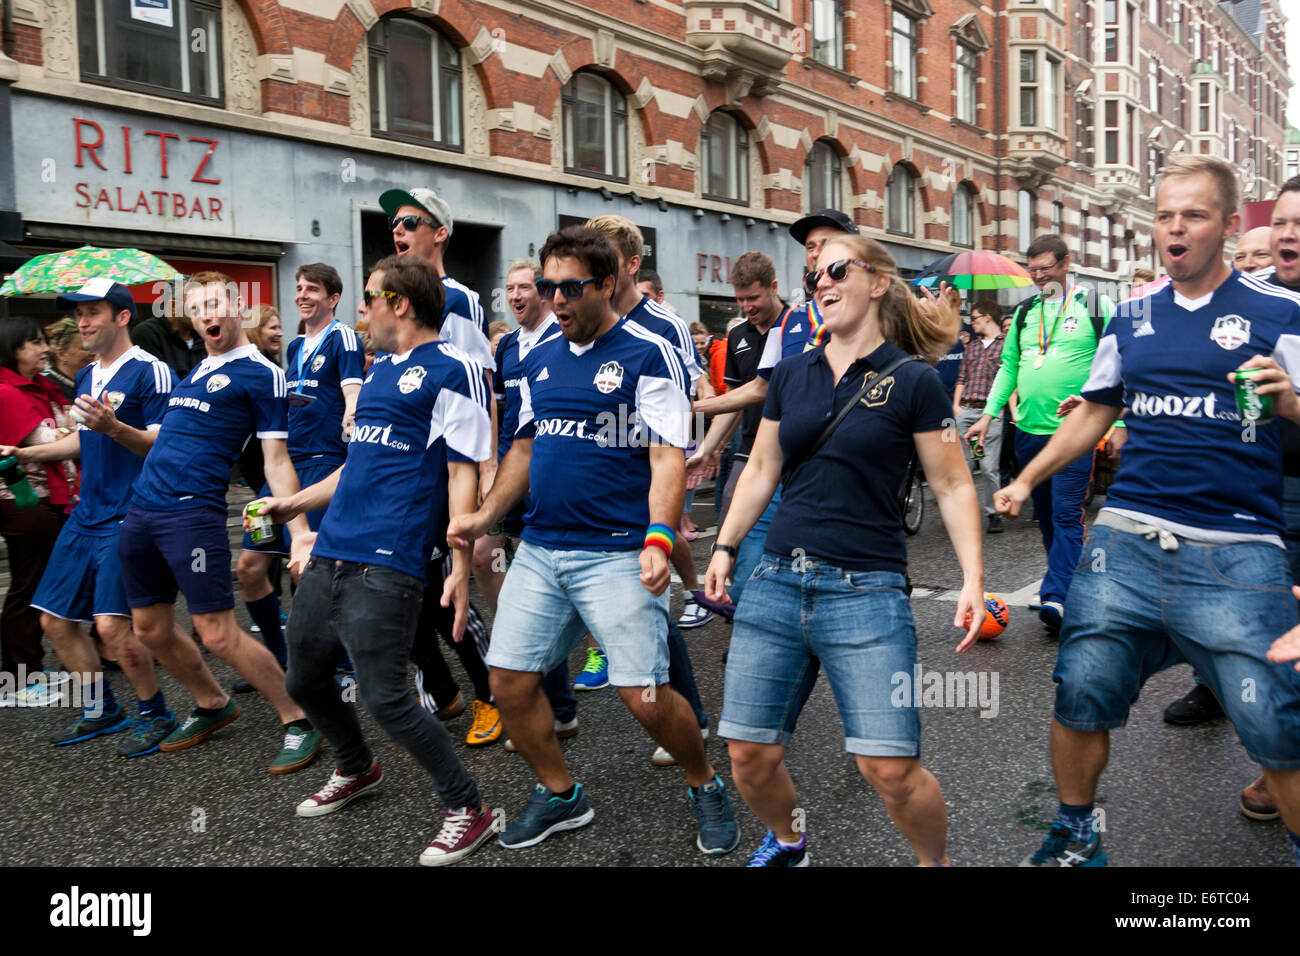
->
[804,258,876,295]
[389,214,438,232]
[535,277,599,300]
[363,289,399,305]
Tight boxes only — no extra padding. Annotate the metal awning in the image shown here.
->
[21,221,285,260]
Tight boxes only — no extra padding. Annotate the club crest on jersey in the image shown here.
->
[1062,316,1080,334]
[594,361,624,394]
[311,354,326,373]
[1210,315,1250,350]
[105,391,125,409]
[398,365,427,394]
[860,375,896,408]
[205,374,231,393]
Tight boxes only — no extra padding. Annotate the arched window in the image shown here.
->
[369,17,462,149]
[887,164,915,235]
[952,183,975,247]
[805,141,842,213]
[701,111,749,204]
[1017,189,1035,252]
[563,71,628,180]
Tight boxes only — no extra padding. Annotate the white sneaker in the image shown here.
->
[504,716,580,753]
[651,725,709,767]
[677,597,712,630]
[8,672,72,708]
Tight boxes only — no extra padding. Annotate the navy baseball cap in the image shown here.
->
[789,208,859,245]
[56,277,137,320]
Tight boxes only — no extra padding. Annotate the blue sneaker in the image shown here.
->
[116,710,179,759]
[1019,822,1107,867]
[572,648,609,691]
[689,775,740,855]
[498,782,594,849]
[51,704,130,745]
[747,830,809,867]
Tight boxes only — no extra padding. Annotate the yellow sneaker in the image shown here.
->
[466,700,502,747]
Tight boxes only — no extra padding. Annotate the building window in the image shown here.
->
[369,17,462,149]
[563,71,628,180]
[1017,189,1034,251]
[1197,81,1211,133]
[1052,201,1063,236]
[891,10,918,99]
[701,111,748,204]
[1100,218,1112,270]
[1103,100,1119,163]
[1019,51,1037,126]
[1147,146,1161,196]
[887,164,915,235]
[1148,58,1161,111]
[1044,57,1059,130]
[812,0,844,70]
[805,140,842,213]
[1104,0,1119,61]
[77,0,222,104]
[956,44,978,124]
[952,183,974,247]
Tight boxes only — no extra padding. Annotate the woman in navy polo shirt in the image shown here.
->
[705,234,985,867]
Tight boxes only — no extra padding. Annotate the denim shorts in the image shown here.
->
[486,541,671,687]
[718,554,920,757]
[1054,521,1300,769]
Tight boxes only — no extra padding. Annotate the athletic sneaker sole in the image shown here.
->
[1239,798,1281,822]
[697,830,741,856]
[295,781,382,818]
[158,707,240,752]
[497,807,595,850]
[572,680,609,692]
[52,715,131,746]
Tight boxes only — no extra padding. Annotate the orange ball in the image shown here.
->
[964,592,1009,640]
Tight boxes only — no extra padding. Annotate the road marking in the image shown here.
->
[921,579,1043,606]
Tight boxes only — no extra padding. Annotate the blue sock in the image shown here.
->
[246,593,287,668]
[137,690,166,719]
[1058,802,1095,843]
[89,675,117,714]
[1289,829,1300,867]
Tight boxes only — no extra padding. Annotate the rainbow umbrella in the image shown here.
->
[912,250,1034,290]
[0,245,182,296]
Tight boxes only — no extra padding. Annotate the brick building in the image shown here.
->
[0,0,1290,324]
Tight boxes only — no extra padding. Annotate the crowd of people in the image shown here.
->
[2,154,1300,868]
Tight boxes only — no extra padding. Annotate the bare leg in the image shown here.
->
[670,535,699,591]
[42,614,99,676]
[1051,720,1109,804]
[491,666,570,791]
[857,756,949,866]
[131,604,226,709]
[729,741,799,840]
[1261,767,1300,835]
[617,684,714,787]
[96,615,158,701]
[236,549,273,603]
[191,609,303,722]
[471,534,507,613]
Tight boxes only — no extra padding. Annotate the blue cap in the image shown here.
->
[56,277,137,320]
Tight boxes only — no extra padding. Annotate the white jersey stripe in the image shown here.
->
[624,320,686,394]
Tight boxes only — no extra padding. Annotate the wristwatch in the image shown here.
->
[711,543,738,557]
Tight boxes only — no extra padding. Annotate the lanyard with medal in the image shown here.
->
[1033,286,1077,369]
[291,320,336,407]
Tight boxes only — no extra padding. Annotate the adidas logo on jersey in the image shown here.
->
[786,323,802,334]
[1133,320,1155,337]
[537,368,550,381]
[734,339,752,353]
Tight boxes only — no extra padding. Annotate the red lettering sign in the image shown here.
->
[74,119,106,170]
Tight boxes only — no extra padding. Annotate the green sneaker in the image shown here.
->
[51,704,130,746]
[269,725,322,775]
[118,710,179,758]
[159,699,239,752]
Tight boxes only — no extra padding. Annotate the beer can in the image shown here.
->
[247,501,275,544]
[968,437,984,459]
[1235,369,1274,425]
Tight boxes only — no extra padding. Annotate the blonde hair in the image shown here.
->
[820,235,958,363]
[45,316,81,353]
[1157,154,1239,221]
[584,214,644,264]
[507,259,542,281]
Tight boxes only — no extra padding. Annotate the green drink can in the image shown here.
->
[247,501,275,544]
[1235,369,1274,425]
[968,437,984,459]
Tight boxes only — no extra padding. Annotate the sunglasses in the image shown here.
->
[804,258,875,295]
[363,289,399,305]
[535,277,599,300]
[389,214,438,232]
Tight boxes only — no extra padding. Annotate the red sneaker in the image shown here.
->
[418,804,496,866]
[295,762,383,818]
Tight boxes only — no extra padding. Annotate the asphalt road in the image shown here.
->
[0,484,1293,867]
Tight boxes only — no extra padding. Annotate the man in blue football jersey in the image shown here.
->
[2,279,178,756]
[448,226,740,855]
[116,272,320,773]
[252,255,497,866]
[1000,155,1300,868]
[233,263,361,684]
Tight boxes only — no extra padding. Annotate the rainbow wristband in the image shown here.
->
[644,523,675,556]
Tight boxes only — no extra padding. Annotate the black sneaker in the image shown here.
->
[117,711,179,758]
[1163,684,1225,725]
[1019,822,1106,867]
[232,678,255,694]
[987,514,1003,534]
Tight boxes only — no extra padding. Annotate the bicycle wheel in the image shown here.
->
[901,464,924,536]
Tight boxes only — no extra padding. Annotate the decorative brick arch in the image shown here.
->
[683,92,777,178]
[234,0,292,54]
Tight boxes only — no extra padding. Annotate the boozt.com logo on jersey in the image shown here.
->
[351,423,412,451]
[593,361,624,394]
[398,366,427,394]
[205,374,231,393]
[1129,391,1236,421]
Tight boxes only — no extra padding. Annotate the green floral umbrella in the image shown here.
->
[0,245,182,296]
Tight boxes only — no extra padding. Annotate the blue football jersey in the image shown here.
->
[440,277,495,372]
[516,318,690,551]
[66,347,176,534]
[624,295,703,393]
[493,315,561,461]
[132,344,288,512]
[1081,269,1300,538]
[758,305,812,380]
[284,321,363,464]
[312,341,492,580]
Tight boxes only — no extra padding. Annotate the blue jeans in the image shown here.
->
[714,428,742,518]
[1054,521,1300,768]
[719,555,920,757]
[1015,430,1094,604]
[731,487,780,607]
